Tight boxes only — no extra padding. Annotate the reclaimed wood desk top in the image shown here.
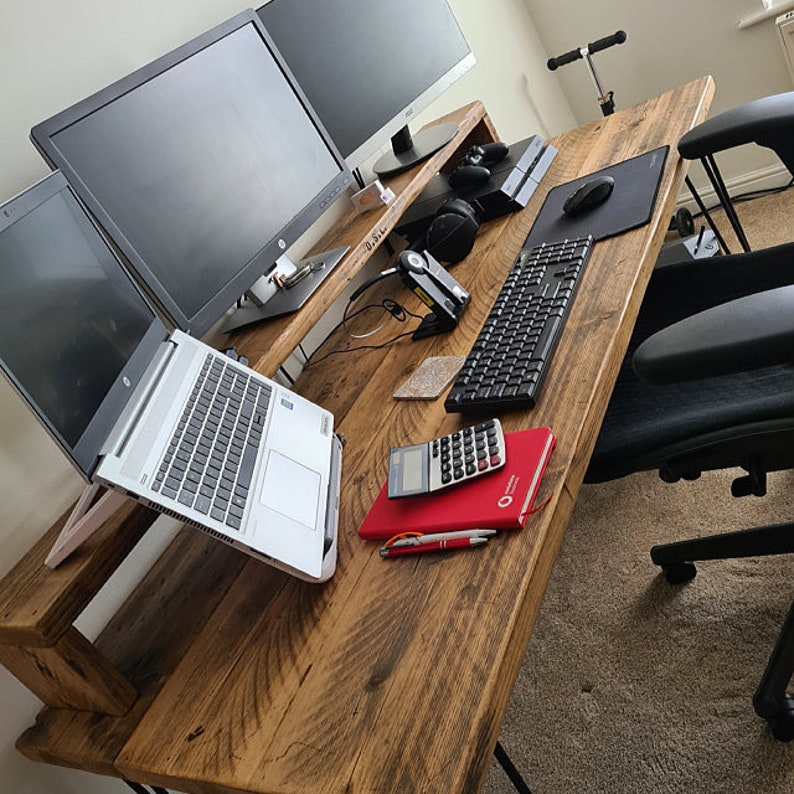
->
[9,77,713,793]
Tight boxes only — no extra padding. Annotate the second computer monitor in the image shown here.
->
[257,0,475,176]
[31,9,353,338]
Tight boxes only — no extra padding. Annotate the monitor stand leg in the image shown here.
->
[45,482,128,568]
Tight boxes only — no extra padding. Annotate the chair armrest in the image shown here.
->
[633,285,794,384]
[678,92,794,160]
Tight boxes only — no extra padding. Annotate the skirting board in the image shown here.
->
[676,162,791,211]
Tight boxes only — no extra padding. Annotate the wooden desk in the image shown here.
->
[1,77,713,793]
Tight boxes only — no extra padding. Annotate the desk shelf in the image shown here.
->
[226,101,499,375]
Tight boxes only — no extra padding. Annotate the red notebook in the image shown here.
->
[358,427,556,540]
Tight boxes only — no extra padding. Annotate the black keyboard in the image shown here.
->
[444,235,593,413]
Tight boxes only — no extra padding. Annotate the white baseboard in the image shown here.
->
[677,162,791,210]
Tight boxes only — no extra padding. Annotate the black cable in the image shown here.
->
[303,298,423,368]
[352,167,366,190]
[690,177,794,220]
[348,267,398,302]
[278,364,295,385]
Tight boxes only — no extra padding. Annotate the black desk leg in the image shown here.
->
[494,740,532,794]
[123,782,171,794]
[753,595,794,741]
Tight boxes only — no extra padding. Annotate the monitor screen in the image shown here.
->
[257,0,475,174]
[31,10,352,337]
[0,172,165,477]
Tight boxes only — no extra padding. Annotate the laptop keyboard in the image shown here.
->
[152,353,272,530]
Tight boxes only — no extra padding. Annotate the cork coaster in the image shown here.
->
[393,356,465,400]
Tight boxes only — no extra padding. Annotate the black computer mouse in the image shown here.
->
[562,175,615,217]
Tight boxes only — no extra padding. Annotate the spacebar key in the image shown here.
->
[237,442,259,490]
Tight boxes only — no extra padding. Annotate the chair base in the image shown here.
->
[651,520,794,740]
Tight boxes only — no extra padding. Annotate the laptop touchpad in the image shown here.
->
[259,451,320,530]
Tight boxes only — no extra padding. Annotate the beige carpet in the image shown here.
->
[483,186,794,793]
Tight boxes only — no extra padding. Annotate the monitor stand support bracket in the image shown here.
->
[222,245,350,333]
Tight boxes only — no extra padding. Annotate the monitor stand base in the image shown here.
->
[222,245,349,333]
[373,122,459,177]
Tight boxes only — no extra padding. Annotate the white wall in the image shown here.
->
[0,2,571,792]
[524,0,794,196]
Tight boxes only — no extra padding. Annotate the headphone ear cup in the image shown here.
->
[425,199,480,265]
[438,197,479,224]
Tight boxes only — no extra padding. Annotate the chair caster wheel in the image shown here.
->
[661,562,697,584]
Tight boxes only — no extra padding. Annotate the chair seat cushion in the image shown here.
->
[586,360,794,482]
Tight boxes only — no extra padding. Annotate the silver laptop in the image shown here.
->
[0,171,340,582]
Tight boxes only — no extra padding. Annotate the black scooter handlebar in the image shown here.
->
[547,30,626,71]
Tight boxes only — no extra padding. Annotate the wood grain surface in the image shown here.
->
[12,77,714,793]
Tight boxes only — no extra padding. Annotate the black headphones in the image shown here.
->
[424,197,481,265]
[421,141,510,264]
[447,141,510,191]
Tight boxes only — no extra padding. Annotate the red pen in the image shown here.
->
[379,537,488,558]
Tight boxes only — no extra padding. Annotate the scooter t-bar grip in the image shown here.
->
[547,30,626,71]
[547,47,582,71]
[587,30,626,54]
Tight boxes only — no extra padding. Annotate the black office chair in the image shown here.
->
[677,90,794,254]
[584,236,794,739]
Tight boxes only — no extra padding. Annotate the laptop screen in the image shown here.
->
[0,172,166,477]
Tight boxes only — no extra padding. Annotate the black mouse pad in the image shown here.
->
[524,145,669,247]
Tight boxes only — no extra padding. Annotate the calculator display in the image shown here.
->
[400,448,424,492]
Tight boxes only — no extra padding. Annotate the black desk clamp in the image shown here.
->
[547,30,627,117]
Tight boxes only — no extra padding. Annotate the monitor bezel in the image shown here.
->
[256,0,476,172]
[30,9,353,338]
[0,171,169,480]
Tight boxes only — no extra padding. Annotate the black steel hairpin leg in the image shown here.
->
[123,782,171,794]
[684,176,731,254]
[494,740,532,794]
[701,155,751,252]
[753,595,794,741]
